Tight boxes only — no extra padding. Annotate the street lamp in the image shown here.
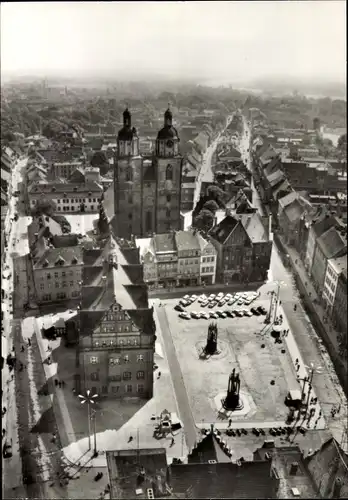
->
[78,389,98,455]
[302,362,323,424]
[265,280,286,324]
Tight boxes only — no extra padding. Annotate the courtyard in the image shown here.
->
[161,292,315,427]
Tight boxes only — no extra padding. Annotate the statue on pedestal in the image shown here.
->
[222,368,244,411]
[204,322,218,356]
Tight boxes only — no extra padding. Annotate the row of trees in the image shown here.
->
[193,185,226,233]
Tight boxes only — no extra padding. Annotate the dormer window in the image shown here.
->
[72,256,78,265]
[73,187,77,192]
[55,256,65,266]
[43,259,49,267]
[63,192,67,197]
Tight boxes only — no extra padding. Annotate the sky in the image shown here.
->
[1,1,346,83]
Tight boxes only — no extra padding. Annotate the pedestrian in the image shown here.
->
[27,338,31,346]
[228,418,232,427]
[2,428,5,437]
[61,380,65,388]
[19,362,23,372]
[58,381,61,388]
[128,436,133,443]
[55,379,59,386]
[21,345,25,352]
[295,358,299,364]
[294,304,297,311]
[157,372,161,379]
[2,407,6,416]
[170,437,175,447]
[47,356,51,365]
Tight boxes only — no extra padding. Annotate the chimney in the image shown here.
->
[289,462,299,476]
[333,478,343,498]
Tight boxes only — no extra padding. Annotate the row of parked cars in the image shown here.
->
[223,426,303,438]
[175,291,267,320]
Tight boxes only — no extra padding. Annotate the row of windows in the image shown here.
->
[58,205,96,212]
[93,339,139,348]
[90,353,144,364]
[202,256,215,263]
[89,384,144,394]
[40,270,80,279]
[100,325,133,333]
[90,370,145,381]
[202,267,215,273]
[179,260,199,265]
[57,198,98,203]
[41,291,80,301]
[39,281,77,290]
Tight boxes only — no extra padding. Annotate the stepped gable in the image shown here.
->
[188,431,231,464]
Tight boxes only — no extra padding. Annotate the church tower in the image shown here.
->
[114,108,143,239]
[151,106,183,234]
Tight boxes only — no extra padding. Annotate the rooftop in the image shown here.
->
[238,212,269,243]
[209,215,240,245]
[316,227,347,259]
[28,180,103,194]
[327,253,347,275]
[153,233,176,254]
[175,230,201,252]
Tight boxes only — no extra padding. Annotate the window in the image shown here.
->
[40,283,45,290]
[137,371,145,379]
[72,290,80,297]
[128,213,132,220]
[133,339,138,345]
[126,384,132,393]
[166,194,171,202]
[146,211,152,233]
[102,385,108,394]
[89,198,92,203]
[91,372,99,381]
[112,386,120,393]
[166,208,171,218]
[128,194,133,204]
[123,371,131,380]
[124,355,130,363]
[90,357,99,364]
[70,281,74,287]
[137,355,144,362]
[137,384,144,394]
[95,341,99,347]
[62,281,67,288]
[46,273,51,280]
[54,272,59,278]
[126,167,133,182]
[166,164,173,180]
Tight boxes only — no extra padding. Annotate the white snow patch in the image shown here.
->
[155,341,164,358]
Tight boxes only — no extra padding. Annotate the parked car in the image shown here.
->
[200,300,209,308]
[257,306,267,315]
[234,310,244,317]
[179,312,191,320]
[200,312,210,320]
[216,292,224,300]
[183,295,190,301]
[228,298,237,306]
[216,311,227,319]
[218,299,226,307]
[237,299,244,305]
[174,304,184,312]
[208,302,217,309]
[190,311,200,319]
[198,294,208,303]
[250,307,260,316]
[208,294,216,301]
[244,310,253,317]
[209,312,218,319]
[180,299,189,307]
[190,295,198,303]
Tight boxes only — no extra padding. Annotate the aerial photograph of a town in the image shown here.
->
[1,1,347,499]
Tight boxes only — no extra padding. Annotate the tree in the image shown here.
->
[194,209,215,233]
[203,200,219,215]
[32,199,57,216]
[338,133,347,152]
[206,185,225,207]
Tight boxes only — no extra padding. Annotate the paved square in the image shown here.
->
[163,296,300,425]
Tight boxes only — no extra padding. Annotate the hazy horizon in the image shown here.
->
[1,1,346,85]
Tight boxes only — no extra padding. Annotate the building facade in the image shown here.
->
[28,181,103,213]
[75,237,155,399]
[113,108,183,239]
[322,255,347,316]
[332,269,347,335]
[138,230,217,287]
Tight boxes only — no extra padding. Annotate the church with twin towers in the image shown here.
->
[112,106,184,240]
